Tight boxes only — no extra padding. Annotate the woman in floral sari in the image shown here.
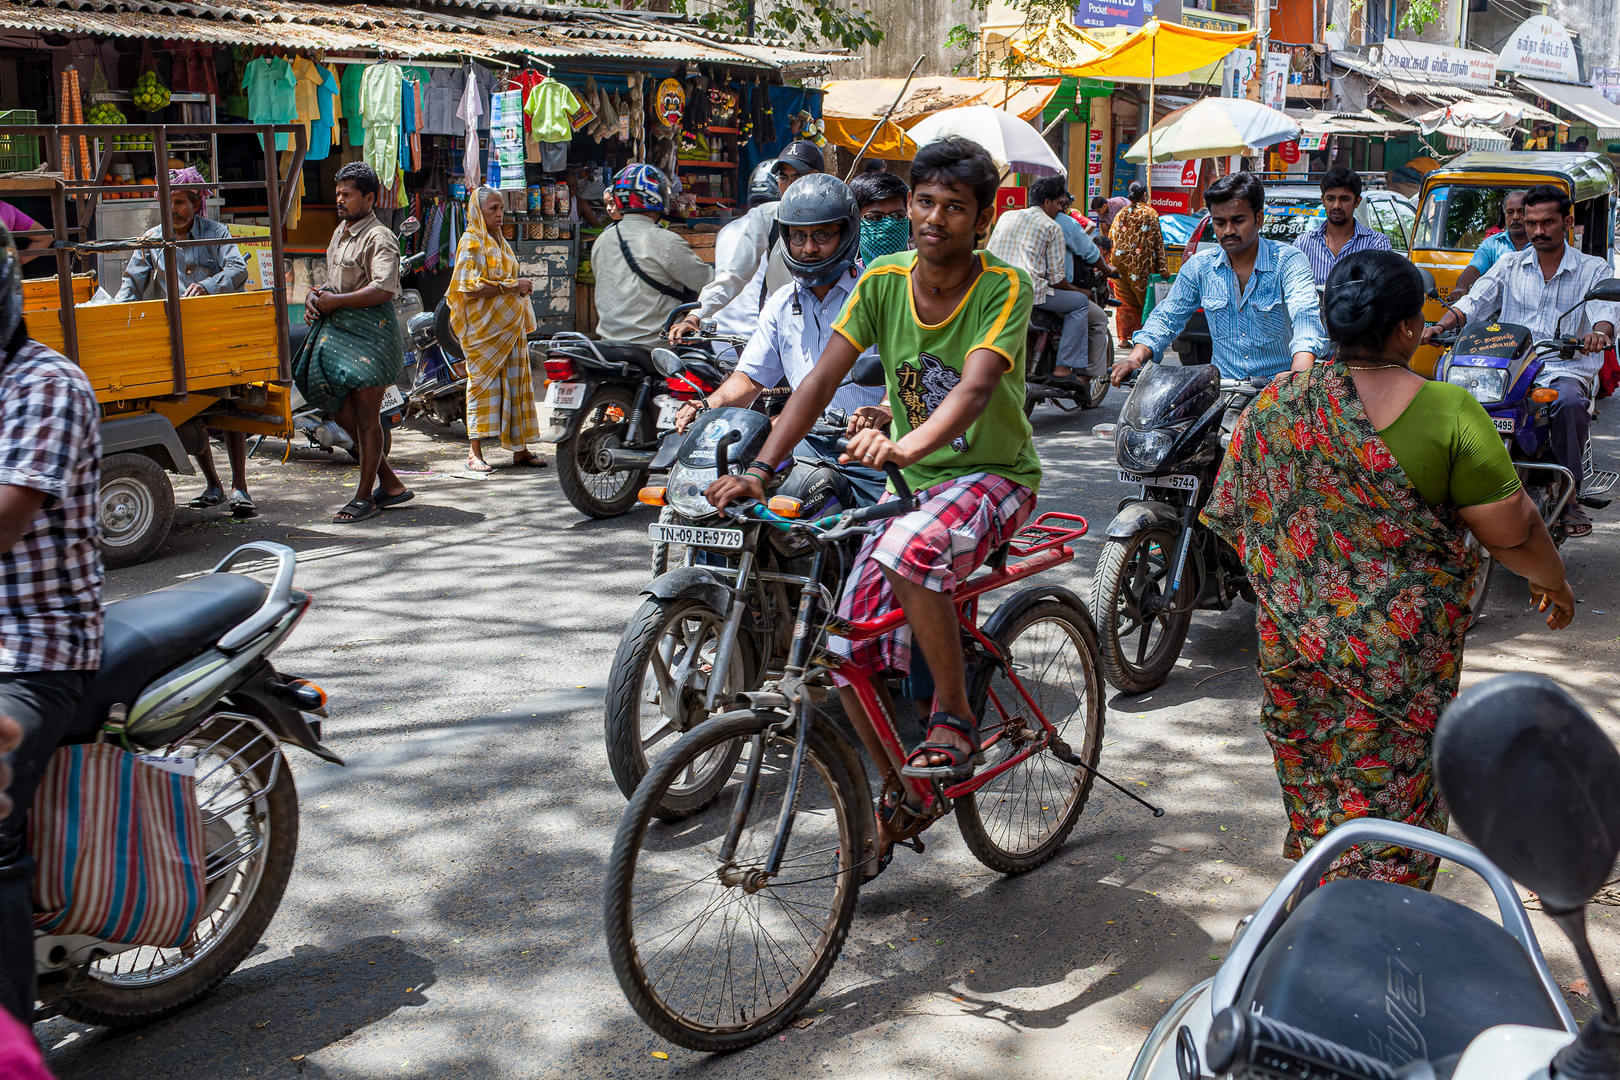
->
[448,187,543,472]
[1201,250,1575,888]
[1107,182,1165,346]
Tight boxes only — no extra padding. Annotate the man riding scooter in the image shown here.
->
[674,174,888,503]
[1423,183,1617,537]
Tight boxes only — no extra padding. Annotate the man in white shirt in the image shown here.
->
[673,174,886,503]
[705,160,783,364]
[665,140,824,345]
[589,164,713,346]
[1424,183,1616,537]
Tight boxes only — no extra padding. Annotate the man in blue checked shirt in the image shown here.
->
[1293,167,1391,287]
[1111,172,1327,386]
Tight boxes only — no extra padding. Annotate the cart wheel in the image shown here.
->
[99,452,175,569]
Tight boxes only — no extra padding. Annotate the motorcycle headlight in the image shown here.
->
[1446,365,1509,404]
[667,461,720,520]
[1119,427,1176,473]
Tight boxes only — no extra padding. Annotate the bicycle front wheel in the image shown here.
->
[957,598,1106,874]
[604,709,862,1052]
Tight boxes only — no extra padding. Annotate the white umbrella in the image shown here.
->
[1122,97,1300,162]
[905,105,1066,176]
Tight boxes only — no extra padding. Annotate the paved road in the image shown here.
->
[38,380,1620,1079]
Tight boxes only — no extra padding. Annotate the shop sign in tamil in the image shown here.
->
[1496,16,1580,84]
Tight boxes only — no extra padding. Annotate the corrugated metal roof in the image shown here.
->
[0,0,841,69]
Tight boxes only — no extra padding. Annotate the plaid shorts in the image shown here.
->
[828,473,1035,685]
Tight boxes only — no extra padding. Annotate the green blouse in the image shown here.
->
[1376,380,1522,509]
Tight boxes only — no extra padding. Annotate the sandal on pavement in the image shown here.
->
[229,489,258,518]
[511,452,549,468]
[332,498,380,524]
[900,711,983,781]
[372,487,415,509]
[1562,506,1594,538]
[188,486,225,509]
[466,458,494,474]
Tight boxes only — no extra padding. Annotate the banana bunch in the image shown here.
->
[132,71,170,113]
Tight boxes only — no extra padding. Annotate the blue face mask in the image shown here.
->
[859,216,911,264]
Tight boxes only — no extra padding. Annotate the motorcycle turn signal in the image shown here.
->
[639,486,668,507]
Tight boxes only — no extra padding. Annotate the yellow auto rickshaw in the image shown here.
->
[1410,151,1616,376]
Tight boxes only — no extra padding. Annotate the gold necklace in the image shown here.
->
[1342,360,1407,370]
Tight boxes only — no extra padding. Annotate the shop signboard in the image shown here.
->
[1278,140,1300,164]
[1149,191,1191,214]
[1076,0,1145,30]
[1181,8,1248,86]
[1377,39,1497,88]
[1593,67,1620,106]
[1088,126,1106,201]
[1496,16,1580,84]
[1149,158,1200,187]
[1223,50,1254,99]
[1264,53,1289,109]
[1112,125,1138,196]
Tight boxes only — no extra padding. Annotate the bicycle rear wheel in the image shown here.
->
[957,598,1106,874]
[604,709,862,1052]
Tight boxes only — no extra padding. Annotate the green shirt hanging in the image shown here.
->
[524,79,582,142]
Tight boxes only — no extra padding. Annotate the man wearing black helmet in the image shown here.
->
[674,174,887,501]
[704,158,787,362]
[0,224,103,1022]
[666,140,824,345]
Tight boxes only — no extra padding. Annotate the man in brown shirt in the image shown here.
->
[300,162,412,523]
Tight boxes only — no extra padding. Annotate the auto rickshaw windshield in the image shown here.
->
[1415,184,1522,251]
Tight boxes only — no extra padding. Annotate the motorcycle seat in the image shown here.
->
[1238,877,1565,1064]
[592,341,657,370]
[67,575,269,739]
[1030,309,1065,333]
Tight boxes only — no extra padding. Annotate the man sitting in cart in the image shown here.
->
[115,167,257,518]
[706,135,1041,787]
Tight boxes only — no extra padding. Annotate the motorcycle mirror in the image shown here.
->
[1584,276,1620,303]
[1415,267,1439,300]
[849,353,886,388]
[1436,673,1620,913]
[399,216,422,237]
[650,348,687,378]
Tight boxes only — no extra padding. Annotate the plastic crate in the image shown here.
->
[0,110,40,173]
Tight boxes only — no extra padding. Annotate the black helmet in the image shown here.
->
[775,173,860,288]
[746,160,779,207]
[0,224,19,352]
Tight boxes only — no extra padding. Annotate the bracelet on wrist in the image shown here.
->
[747,458,790,477]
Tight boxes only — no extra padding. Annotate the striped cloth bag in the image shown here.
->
[26,743,206,948]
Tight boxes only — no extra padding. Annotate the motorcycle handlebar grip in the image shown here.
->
[1205,1008,1398,1080]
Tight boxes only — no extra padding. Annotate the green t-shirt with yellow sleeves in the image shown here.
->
[833,250,1043,495]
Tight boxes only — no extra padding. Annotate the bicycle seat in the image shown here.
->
[68,574,270,739]
[1237,878,1564,1063]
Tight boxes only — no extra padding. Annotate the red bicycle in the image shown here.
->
[604,461,1159,1052]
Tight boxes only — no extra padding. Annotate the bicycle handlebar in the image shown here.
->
[834,437,914,505]
[1205,1007,1397,1080]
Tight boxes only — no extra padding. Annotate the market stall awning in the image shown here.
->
[1015,18,1255,80]
[0,0,841,70]
[1006,17,1111,75]
[1515,77,1620,139]
[822,76,1058,158]
[1291,109,1418,138]
[1123,97,1298,161]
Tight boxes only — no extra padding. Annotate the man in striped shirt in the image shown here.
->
[1293,167,1391,288]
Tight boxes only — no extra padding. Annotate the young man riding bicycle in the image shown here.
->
[706,135,1041,788]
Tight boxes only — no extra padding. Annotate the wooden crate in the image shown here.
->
[30,291,283,403]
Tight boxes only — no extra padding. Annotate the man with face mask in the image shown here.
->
[849,170,911,264]
[1292,167,1390,288]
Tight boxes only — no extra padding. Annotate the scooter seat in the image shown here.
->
[1238,878,1564,1064]
[68,575,269,738]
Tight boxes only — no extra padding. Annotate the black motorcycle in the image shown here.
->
[602,355,886,810]
[1025,265,1116,416]
[1089,364,1265,693]
[541,307,731,519]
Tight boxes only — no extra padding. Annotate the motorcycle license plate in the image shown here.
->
[1118,469,1198,491]
[648,523,744,551]
[547,381,586,410]
[1492,416,1516,433]
[379,384,405,412]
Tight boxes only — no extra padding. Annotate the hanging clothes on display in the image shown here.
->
[457,64,484,190]
[168,41,218,96]
[226,46,251,118]
[360,62,403,183]
[325,63,344,155]
[424,68,459,136]
[399,71,417,174]
[491,86,525,190]
[291,58,339,162]
[242,55,297,151]
[514,65,545,163]
[527,77,581,143]
[341,63,365,147]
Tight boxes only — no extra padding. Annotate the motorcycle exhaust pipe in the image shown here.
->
[602,448,655,470]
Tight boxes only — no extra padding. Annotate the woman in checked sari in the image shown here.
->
[1201,250,1575,888]
[448,187,545,472]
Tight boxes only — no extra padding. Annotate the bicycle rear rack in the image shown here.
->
[1008,511,1089,557]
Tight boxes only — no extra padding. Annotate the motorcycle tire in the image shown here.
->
[556,384,648,519]
[98,452,175,570]
[1463,533,1494,631]
[603,594,753,818]
[57,722,298,1027]
[342,427,393,462]
[1091,527,1196,694]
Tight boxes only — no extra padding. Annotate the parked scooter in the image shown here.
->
[1428,270,1619,601]
[1130,673,1617,1080]
[34,542,340,1027]
[541,306,729,519]
[1089,365,1266,693]
[601,352,888,808]
[399,298,468,432]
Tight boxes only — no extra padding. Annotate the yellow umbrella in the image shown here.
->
[1012,18,1256,199]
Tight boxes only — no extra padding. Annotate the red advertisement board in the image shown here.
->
[1148,191,1191,214]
